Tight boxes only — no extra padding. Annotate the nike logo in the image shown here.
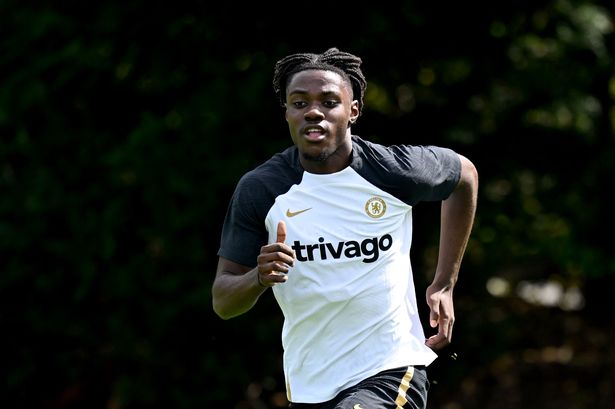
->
[286,207,312,217]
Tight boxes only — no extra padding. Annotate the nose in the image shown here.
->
[304,104,325,121]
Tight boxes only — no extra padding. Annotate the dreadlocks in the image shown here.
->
[272,48,368,115]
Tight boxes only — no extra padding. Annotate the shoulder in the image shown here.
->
[351,135,457,167]
[234,145,303,200]
[350,135,461,204]
[351,135,454,174]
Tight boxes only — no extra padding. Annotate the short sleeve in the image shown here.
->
[217,173,270,267]
[351,136,461,206]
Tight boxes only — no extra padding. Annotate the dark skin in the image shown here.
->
[211,69,479,351]
[284,69,359,174]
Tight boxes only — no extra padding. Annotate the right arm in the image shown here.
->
[212,221,293,319]
[211,258,266,320]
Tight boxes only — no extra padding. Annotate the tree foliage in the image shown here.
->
[1,1,614,408]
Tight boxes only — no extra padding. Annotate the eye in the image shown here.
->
[291,101,307,108]
[323,100,339,108]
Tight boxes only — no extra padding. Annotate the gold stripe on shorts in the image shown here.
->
[394,366,415,408]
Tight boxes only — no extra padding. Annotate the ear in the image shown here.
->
[284,104,289,122]
[348,100,359,126]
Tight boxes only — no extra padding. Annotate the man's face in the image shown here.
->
[285,69,359,173]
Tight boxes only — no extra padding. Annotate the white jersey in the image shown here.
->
[218,135,461,403]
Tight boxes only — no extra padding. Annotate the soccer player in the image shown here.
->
[212,47,479,409]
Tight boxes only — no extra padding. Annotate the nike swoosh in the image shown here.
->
[286,207,312,217]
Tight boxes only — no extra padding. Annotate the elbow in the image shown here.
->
[212,291,243,320]
[213,308,234,321]
[211,279,232,319]
[459,155,479,190]
[212,296,235,320]
[211,266,255,320]
[214,309,234,321]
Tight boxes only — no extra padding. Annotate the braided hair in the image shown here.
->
[272,47,367,115]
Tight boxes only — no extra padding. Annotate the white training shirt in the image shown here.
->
[218,135,461,403]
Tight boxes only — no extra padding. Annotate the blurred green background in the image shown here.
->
[2,1,614,408]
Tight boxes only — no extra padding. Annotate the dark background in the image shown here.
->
[2,1,614,408]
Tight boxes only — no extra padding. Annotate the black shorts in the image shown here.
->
[289,365,430,409]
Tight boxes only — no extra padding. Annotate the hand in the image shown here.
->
[425,283,455,350]
[256,221,295,287]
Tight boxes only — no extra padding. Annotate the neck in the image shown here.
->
[300,142,352,174]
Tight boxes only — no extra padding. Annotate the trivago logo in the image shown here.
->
[291,234,393,263]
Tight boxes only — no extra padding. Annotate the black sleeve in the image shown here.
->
[352,137,461,206]
[217,172,270,267]
[217,148,302,267]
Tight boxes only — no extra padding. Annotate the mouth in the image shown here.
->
[302,125,326,142]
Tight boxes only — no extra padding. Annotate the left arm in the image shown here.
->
[425,154,479,350]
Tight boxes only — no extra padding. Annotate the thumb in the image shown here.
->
[276,220,287,243]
